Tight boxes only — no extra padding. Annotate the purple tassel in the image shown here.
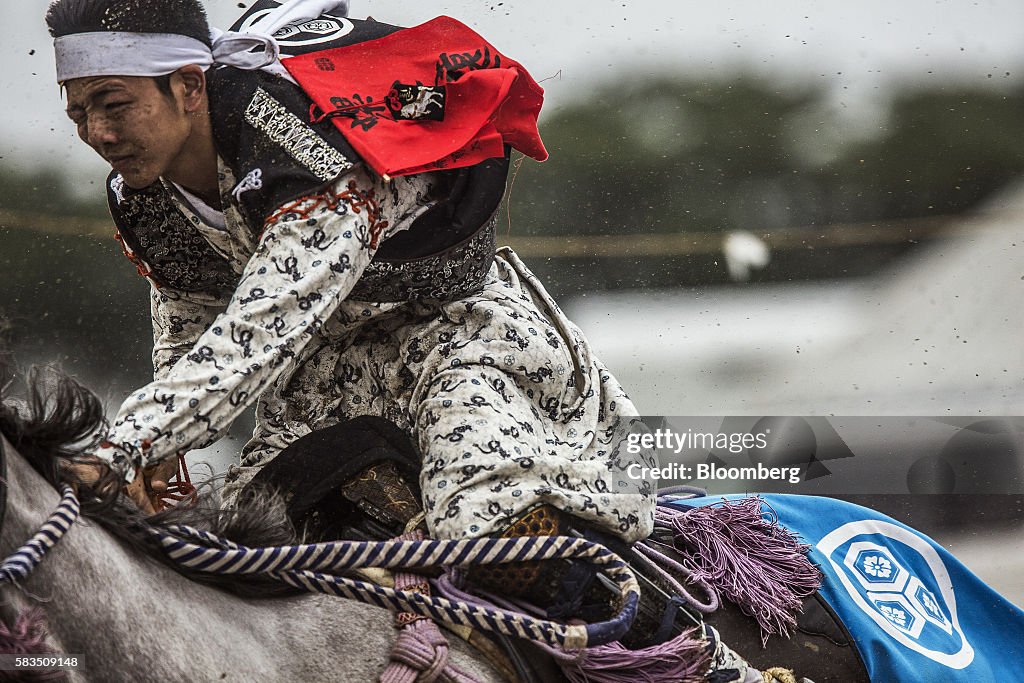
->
[549,627,710,683]
[433,571,711,683]
[0,608,54,654]
[0,608,68,681]
[662,497,821,644]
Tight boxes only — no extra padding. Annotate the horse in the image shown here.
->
[6,362,1017,682]
[0,367,505,682]
[0,363,871,683]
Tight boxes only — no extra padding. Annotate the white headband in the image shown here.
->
[53,0,350,83]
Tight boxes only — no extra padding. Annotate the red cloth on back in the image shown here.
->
[283,15,548,177]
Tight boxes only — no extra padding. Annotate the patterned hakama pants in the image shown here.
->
[223,248,655,543]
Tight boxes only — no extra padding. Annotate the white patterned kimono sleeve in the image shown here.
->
[150,287,228,381]
[96,168,434,482]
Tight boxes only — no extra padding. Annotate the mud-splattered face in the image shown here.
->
[64,74,192,189]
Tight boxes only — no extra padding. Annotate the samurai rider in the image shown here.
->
[43,3,827,680]
[47,0,654,577]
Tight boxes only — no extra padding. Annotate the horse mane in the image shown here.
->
[0,361,303,598]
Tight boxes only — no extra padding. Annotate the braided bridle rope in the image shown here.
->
[0,485,638,683]
[153,522,641,650]
[0,485,80,585]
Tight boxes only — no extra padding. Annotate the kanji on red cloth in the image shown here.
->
[283,15,548,178]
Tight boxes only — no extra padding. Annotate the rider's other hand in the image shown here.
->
[125,458,179,514]
[62,455,174,515]
[145,457,179,498]
[124,467,157,515]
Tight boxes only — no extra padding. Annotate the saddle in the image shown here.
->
[243,416,424,542]
[241,418,866,683]
[243,417,545,680]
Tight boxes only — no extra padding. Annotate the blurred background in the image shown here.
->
[1,1,1021,604]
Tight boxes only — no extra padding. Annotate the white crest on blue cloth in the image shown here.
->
[816,519,975,669]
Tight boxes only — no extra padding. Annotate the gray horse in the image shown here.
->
[0,366,877,683]
[0,369,504,683]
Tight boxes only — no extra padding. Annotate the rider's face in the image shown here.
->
[64,75,193,189]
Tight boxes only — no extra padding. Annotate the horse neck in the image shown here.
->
[0,438,248,677]
[0,435,67,568]
[0,441,63,631]
[0,440,500,680]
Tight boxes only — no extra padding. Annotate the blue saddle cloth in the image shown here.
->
[664,494,1024,682]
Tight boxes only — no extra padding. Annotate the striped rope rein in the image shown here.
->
[152,523,640,650]
[0,488,640,649]
[0,485,80,584]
